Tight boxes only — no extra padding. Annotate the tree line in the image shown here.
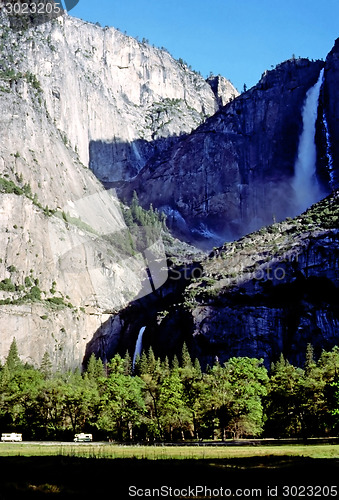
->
[0,339,339,442]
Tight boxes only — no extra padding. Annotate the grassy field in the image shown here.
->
[0,442,339,459]
[0,444,338,499]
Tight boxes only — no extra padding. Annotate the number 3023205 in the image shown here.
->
[282,485,338,497]
[2,2,62,15]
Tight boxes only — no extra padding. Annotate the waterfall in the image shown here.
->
[292,68,324,214]
[323,110,335,188]
[132,326,146,370]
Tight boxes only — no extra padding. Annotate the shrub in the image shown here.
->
[29,286,41,301]
[0,278,15,292]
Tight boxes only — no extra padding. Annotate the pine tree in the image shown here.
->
[304,343,316,375]
[172,355,179,371]
[194,358,202,377]
[5,338,22,372]
[40,351,53,380]
[146,347,157,374]
[96,357,105,378]
[86,353,97,379]
[123,351,132,376]
[162,356,171,378]
[86,353,106,380]
[131,190,140,220]
[122,206,134,229]
[135,352,148,375]
[0,363,10,388]
[181,342,192,369]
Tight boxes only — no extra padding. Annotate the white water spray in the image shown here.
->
[323,110,335,188]
[132,326,146,369]
[292,68,324,213]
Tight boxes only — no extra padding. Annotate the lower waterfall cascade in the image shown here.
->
[132,326,146,370]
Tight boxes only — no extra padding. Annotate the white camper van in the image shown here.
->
[74,433,92,442]
[1,433,22,442]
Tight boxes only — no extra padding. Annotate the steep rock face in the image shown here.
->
[0,13,236,182]
[192,230,339,365]
[0,87,146,368]
[83,262,201,365]
[206,75,239,107]
[0,11,238,368]
[105,195,339,369]
[0,303,112,370]
[0,12,337,370]
[121,59,327,247]
[187,230,339,368]
[1,13,212,367]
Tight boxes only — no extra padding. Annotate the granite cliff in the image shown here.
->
[0,10,339,370]
[105,192,339,368]
[92,39,339,368]
[0,12,235,368]
[120,57,337,247]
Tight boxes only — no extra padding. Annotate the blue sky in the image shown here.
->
[70,0,339,92]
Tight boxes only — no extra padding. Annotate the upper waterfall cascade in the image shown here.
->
[292,68,324,214]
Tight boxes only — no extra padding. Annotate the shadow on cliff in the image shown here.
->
[91,133,332,251]
[83,244,339,370]
[83,260,203,368]
[89,135,186,184]
[81,52,339,370]
[88,57,334,250]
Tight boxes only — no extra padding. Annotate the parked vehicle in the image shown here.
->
[1,433,22,442]
[74,433,92,442]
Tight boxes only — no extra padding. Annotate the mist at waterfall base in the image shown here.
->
[291,69,325,215]
[132,327,146,370]
[191,68,330,249]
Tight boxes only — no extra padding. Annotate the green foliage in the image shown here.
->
[40,352,53,380]
[46,297,66,306]
[0,69,42,94]
[24,276,33,288]
[158,370,191,440]
[0,267,73,309]
[298,192,339,230]
[121,191,167,234]
[0,279,15,292]
[85,354,105,381]
[1,342,339,441]
[28,286,41,301]
[0,176,24,196]
[0,175,53,217]
[57,211,98,235]
[115,192,169,258]
[205,357,268,440]
[4,338,22,372]
[24,72,42,92]
[97,355,145,441]
[265,345,339,438]
[0,68,20,81]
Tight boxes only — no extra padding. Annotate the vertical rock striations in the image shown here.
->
[0,12,235,367]
[0,12,338,370]
[121,59,328,247]
[0,12,236,182]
